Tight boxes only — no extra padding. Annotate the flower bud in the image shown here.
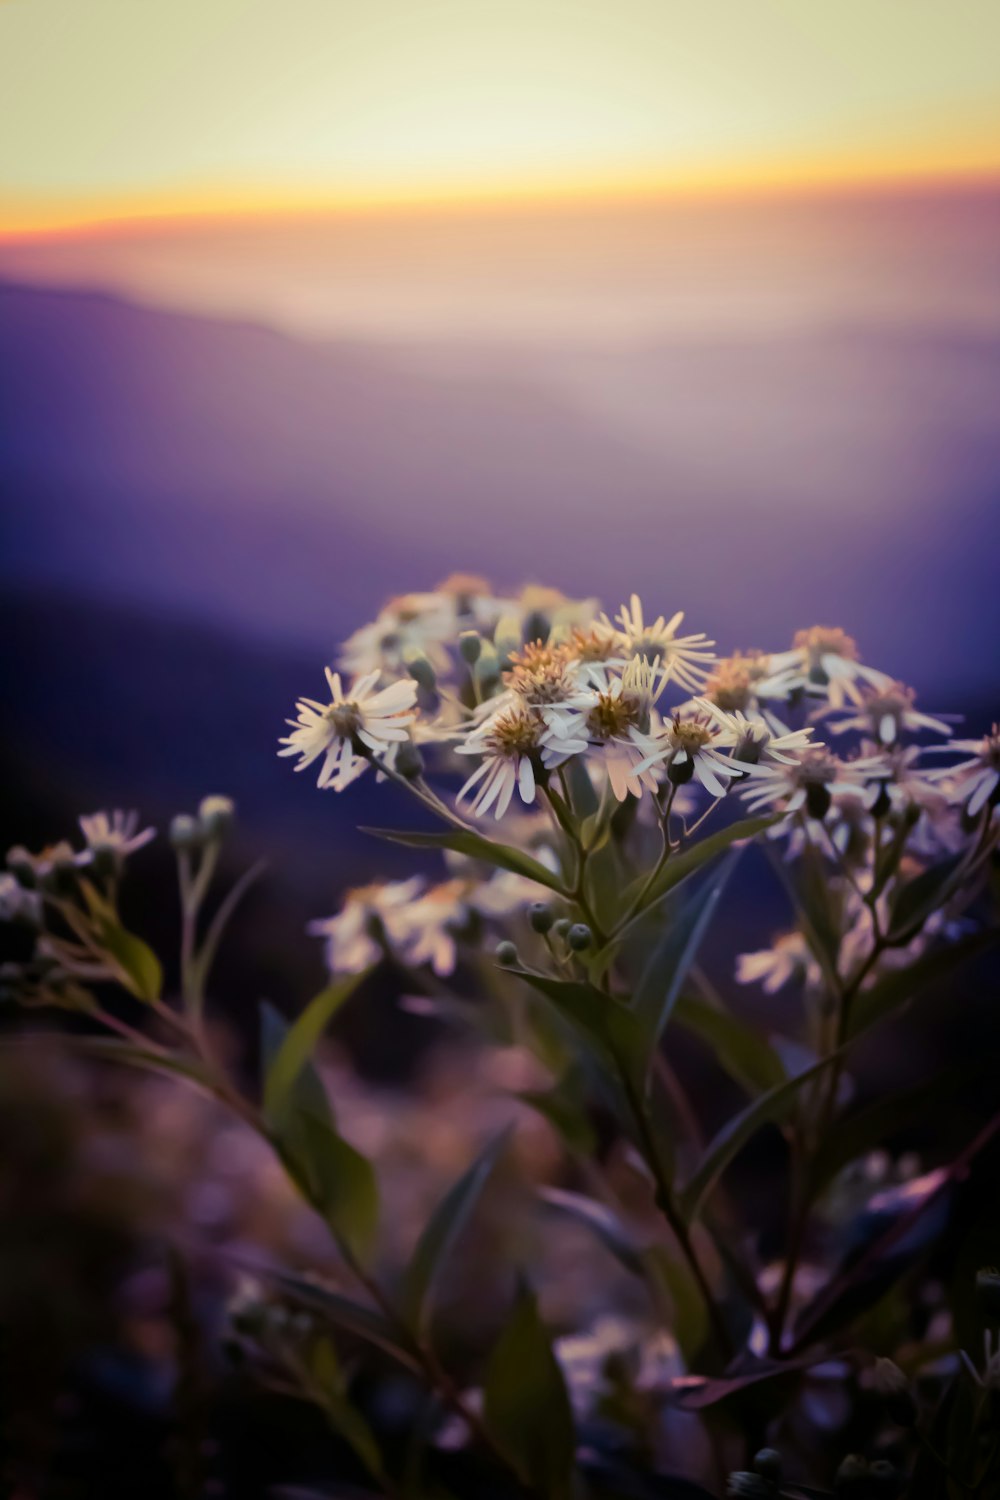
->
[199,795,235,839]
[976,1266,1000,1320]
[567,923,592,952]
[522,610,550,647]
[668,756,694,786]
[552,918,571,939]
[752,1450,782,1483]
[458,631,482,665]
[475,644,501,693]
[805,782,833,820]
[393,740,425,780]
[169,813,203,852]
[873,1358,917,1427]
[495,941,518,967]
[528,902,554,934]
[403,649,437,692]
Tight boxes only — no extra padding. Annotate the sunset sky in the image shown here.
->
[2,0,999,235]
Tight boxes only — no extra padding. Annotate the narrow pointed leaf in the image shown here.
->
[361,826,564,894]
[297,1110,380,1268]
[671,992,785,1096]
[483,1282,575,1498]
[679,1047,844,1221]
[539,1187,646,1276]
[97,920,163,1001]
[402,1128,510,1332]
[264,971,366,1121]
[849,927,1000,1039]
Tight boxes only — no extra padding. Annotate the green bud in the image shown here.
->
[169,813,203,852]
[873,1358,917,1427]
[474,643,501,692]
[528,901,554,934]
[458,631,482,665]
[552,918,572,939]
[393,740,425,780]
[752,1450,782,1483]
[976,1266,1000,1320]
[403,649,437,692]
[198,795,235,839]
[495,941,518,967]
[567,923,592,952]
[522,610,550,647]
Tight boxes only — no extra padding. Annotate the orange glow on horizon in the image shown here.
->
[4,151,1000,243]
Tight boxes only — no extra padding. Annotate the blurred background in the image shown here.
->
[1,2,999,1493]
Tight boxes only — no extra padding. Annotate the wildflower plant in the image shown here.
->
[2,577,999,1496]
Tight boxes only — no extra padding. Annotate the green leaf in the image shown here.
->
[259,1001,333,1132]
[672,991,786,1096]
[539,1187,646,1276]
[402,1129,509,1333]
[848,927,1000,1039]
[640,814,779,908]
[483,1282,575,1498]
[268,1269,416,1370]
[509,967,645,1086]
[97,919,163,1001]
[361,826,564,894]
[679,1047,844,1221]
[591,814,778,972]
[631,854,739,1076]
[297,1110,380,1268]
[263,971,366,1121]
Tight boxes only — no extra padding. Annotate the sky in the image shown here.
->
[2,0,1000,235]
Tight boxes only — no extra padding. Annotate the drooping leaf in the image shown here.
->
[296,1110,380,1268]
[679,1047,845,1221]
[402,1129,509,1333]
[631,855,739,1076]
[483,1282,575,1498]
[263,971,366,1122]
[538,1187,646,1276]
[361,826,564,894]
[671,991,786,1096]
[509,967,645,1086]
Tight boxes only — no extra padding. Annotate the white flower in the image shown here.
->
[737,931,817,993]
[634,707,745,798]
[76,809,156,863]
[456,704,568,819]
[823,681,952,746]
[701,650,799,714]
[697,701,815,767]
[339,592,455,678]
[927,724,1000,816]
[278,668,418,792]
[740,746,880,820]
[766,627,892,708]
[309,877,427,973]
[860,744,949,818]
[610,594,715,692]
[490,641,596,736]
[0,873,42,925]
[569,656,669,802]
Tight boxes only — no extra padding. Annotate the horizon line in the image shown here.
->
[3,159,999,243]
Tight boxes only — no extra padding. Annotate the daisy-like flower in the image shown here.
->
[766,627,892,708]
[824,681,952,746]
[278,668,418,792]
[76,809,156,864]
[456,704,553,819]
[928,724,1000,816]
[736,931,818,993]
[860,743,949,819]
[565,619,622,663]
[309,876,426,973]
[740,746,878,820]
[610,595,716,692]
[494,640,595,733]
[702,650,797,716]
[634,707,745,797]
[698,701,815,767]
[573,655,667,802]
[339,592,456,678]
